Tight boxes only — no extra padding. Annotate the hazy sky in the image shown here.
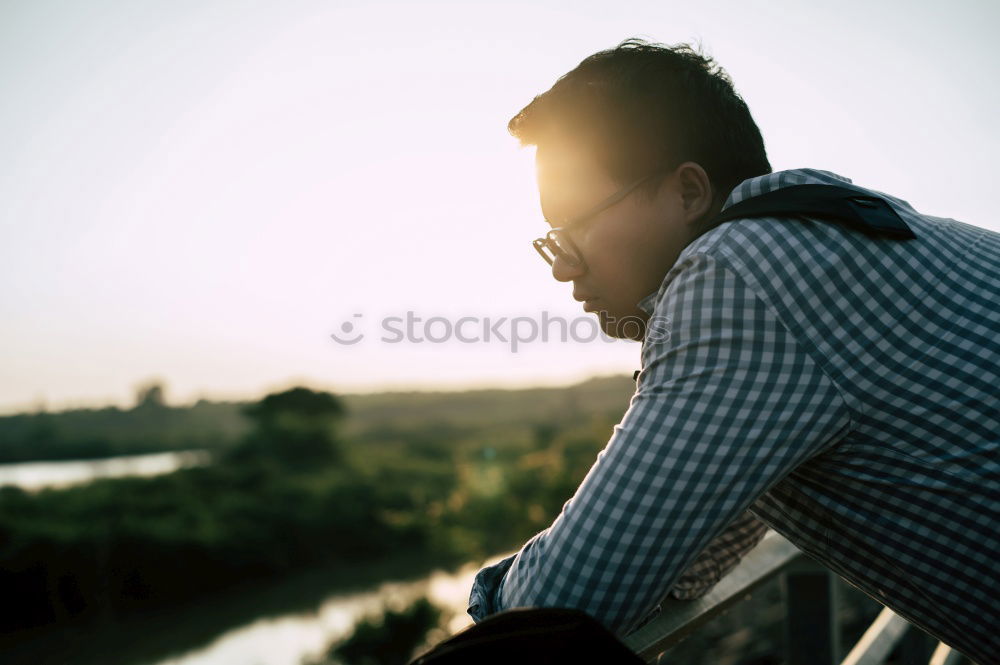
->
[1,0,997,412]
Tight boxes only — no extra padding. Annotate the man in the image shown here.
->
[467,39,998,663]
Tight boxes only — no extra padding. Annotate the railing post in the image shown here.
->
[783,558,840,665]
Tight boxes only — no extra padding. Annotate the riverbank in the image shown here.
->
[0,384,623,662]
[1,548,489,665]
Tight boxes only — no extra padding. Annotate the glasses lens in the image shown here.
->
[548,230,581,266]
[533,238,556,265]
[533,231,582,267]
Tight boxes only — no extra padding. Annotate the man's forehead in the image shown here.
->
[535,144,615,221]
[535,143,605,184]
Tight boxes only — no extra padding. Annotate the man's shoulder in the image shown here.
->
[644,166,995,329]
[674,168,871,261]
[659,213,824,299]
[646,168,928,314]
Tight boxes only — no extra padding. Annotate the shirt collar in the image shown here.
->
[637,292,658,315]
[634,168,857,314]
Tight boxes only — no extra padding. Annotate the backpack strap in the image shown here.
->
[710,184,916,239]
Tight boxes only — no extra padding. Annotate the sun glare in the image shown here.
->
[0,0,996,410]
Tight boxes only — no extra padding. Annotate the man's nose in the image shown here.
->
[551,254,586,282]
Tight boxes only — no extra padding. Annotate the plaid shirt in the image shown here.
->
[468,169,1000,664]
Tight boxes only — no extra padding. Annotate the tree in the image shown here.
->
[134,381,166,409]
[231,387,346,468]
[244,387,344,423]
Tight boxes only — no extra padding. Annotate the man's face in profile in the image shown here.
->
[535,143,695,341]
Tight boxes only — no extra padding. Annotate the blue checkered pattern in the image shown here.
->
[468,169,999,664]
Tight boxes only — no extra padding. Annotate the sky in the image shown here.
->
[1,0,997,413]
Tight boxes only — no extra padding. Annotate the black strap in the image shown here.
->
[711,184,916,239]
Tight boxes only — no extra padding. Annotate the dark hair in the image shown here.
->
[509,39,771,212]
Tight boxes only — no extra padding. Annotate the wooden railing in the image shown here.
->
[622,531,975,665]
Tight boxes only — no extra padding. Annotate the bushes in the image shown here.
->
[0,385,618,633]
[0,463,418,629]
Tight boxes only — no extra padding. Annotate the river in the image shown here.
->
[149,558,491,665]
[6,553,500,665]
[0,452,498,664]
[0,450,211,491]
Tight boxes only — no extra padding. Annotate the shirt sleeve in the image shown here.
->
[666,509,769,600]
[468,252,852,635]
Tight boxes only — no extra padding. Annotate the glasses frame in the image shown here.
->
[531,171,662,267]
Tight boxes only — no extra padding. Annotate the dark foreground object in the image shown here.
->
[410,608,645,664]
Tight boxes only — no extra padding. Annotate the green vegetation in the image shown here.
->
[0,378,634,634]
[0,399,247,463]
[0,376,634,463]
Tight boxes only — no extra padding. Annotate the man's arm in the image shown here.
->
[469,252,852,635]
[468,509,768,621]
[666,509,769,600]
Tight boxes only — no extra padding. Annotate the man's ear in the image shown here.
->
[675,162,715,225]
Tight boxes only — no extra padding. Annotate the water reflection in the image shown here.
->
[156,561,486,665]
[5,554,504,665]
[0,450,210,491]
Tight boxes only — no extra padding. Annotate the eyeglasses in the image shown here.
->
[532,172,661,267]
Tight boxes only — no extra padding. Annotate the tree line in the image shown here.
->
[0,384,624,634]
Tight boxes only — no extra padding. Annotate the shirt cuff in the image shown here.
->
[467,553,516,622]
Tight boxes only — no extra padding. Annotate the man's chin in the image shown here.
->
[598,311,647,341]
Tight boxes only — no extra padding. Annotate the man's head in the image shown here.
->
[512,39,771,339]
